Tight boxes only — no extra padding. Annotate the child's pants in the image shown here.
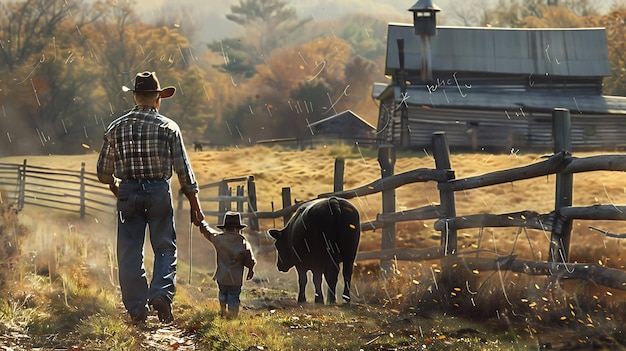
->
[218,283,242,317]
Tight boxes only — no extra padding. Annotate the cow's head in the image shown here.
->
[268,229,294,272]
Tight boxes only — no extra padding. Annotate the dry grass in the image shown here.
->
[2,145,626,349]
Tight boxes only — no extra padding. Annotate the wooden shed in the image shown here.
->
[308,110,377,144]
[373,24,626,151]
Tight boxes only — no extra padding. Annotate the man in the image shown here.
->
[97,71,205,324]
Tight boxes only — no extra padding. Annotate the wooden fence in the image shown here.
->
[244,108,626,291]
[0,161,258,225]
[4,108,626,291]
[0,160,113,218]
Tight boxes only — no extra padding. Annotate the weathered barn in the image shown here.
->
[256,110,376,149]
[308,110,376,143]
[373,24,626,151]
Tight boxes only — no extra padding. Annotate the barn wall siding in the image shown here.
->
[393,107,626,151]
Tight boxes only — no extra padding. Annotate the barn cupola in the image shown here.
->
[409,0,440,82]
[409,0,440,36]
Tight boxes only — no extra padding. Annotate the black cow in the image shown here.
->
[268,197,360,304]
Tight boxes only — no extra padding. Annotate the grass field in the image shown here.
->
[2,145,626,350]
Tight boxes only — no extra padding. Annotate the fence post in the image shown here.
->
[236,185,244,212]
[334,157,345,193]
[218,180,230,224]
[378,145,396,274]
[432,132,457,255]
[18,159,26,210]
[281,187,292,226]
[247,176,259,231]
[549,108,573,263]
[80,162,86,219]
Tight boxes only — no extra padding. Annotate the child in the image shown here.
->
[199,212,256,319]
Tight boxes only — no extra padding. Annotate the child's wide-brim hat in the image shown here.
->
[122,71,175,98]
[217,211,247,229]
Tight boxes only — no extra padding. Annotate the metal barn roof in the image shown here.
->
[385,24,611,78]
[381,85,626,114]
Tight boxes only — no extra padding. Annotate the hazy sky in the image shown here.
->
[138,0,460,45]
[135,0,618,48]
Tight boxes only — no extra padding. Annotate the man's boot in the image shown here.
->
[151,295,173,323]
[228,306,239,319]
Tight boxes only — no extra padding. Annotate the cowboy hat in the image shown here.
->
[217,211,247,229]
[122,71,175,98]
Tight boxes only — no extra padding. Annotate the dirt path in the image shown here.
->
[135,317,197,351]
[119,302,199,351]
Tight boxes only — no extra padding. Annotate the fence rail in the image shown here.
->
[0,161,257,224]
[0,161,115,218]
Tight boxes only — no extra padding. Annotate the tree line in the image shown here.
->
[0,0,623,156]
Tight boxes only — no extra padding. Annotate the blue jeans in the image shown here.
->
[116,179,177,319]
[218,284,242,310]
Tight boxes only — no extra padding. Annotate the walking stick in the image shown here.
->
[188,223,193,284]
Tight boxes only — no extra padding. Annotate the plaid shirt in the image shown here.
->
[97,106,199,194]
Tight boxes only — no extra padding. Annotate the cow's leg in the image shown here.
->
[296,266,308,303]
[341,260,354,304]
[324,265,340,304]
[312,270,324,304]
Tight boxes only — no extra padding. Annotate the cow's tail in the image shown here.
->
[326,196,343,254]
[328,196,342,219]
[329,196,360,304]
